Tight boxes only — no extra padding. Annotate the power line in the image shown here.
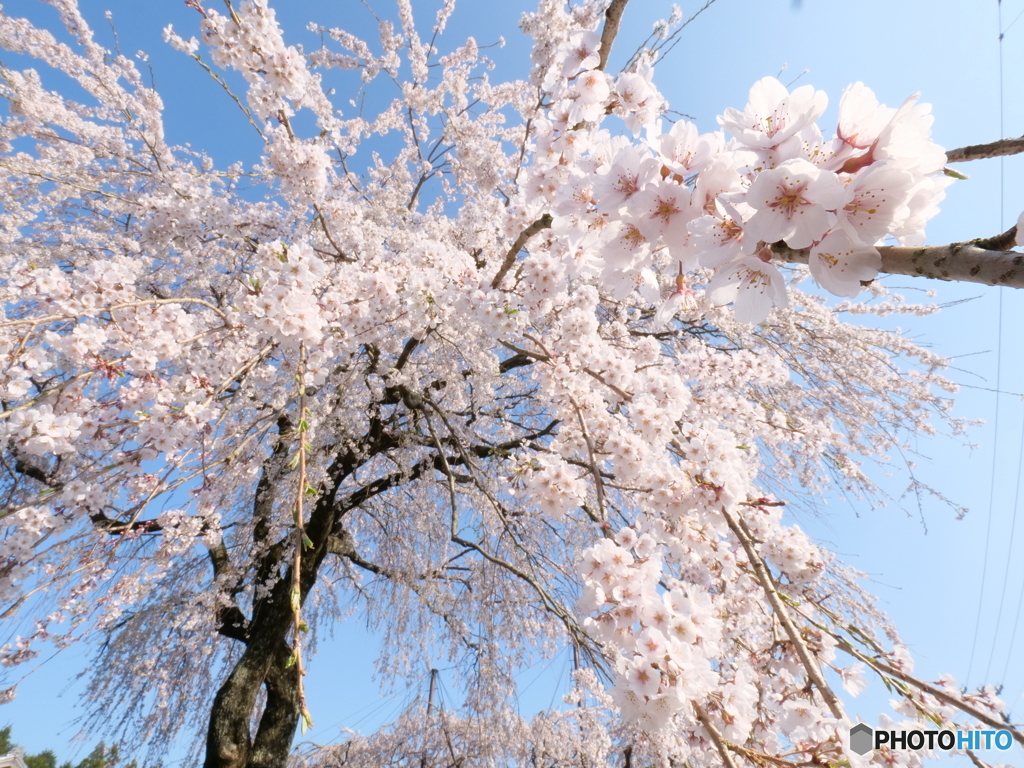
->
[984,403,1023,681]
[966,0,1007,688]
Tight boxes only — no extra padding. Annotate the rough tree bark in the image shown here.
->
[772,225,1023,288]
[203,389,405,768]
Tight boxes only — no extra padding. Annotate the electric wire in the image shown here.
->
[1005,4,1024,34]
[996,1,1024,719]
[981,0,1019,685]
[984,404,1023,682]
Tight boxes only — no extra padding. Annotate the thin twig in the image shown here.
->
[568,397,607,522]
[721,507,846,722]
[291,342,313,734]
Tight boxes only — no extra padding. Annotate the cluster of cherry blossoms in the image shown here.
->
[520,37,949,323]
[0,0,1019,765]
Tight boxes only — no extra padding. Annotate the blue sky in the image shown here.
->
[1,0,1023,764]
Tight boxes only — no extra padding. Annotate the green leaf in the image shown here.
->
[943,167,969,180]
[286,453,300,471]
[298,621,309,633]
[302,534,314,550]
[285,653,296,669]
[298,419,309,433]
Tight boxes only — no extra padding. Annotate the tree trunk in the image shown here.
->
[204,572,297,768]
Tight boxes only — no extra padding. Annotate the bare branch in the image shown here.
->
[491,214,553,289]
[946,134,1024,163]
[597,0,630,72]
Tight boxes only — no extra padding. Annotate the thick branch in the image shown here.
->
[12,456,54,486]
[208,541,249,641]
[327,528,386,576]
[490,214,552,289]
[597,0,630,71]
[89,512,162,534]
[946,135,1024,163]
[773,240,1024,289]
[248,644,300,768]
[499,352,534,373]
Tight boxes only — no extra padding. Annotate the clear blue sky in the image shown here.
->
[0,0,1022,764]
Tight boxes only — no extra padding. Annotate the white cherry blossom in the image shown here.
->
[718,76,828,149]
[706,253,789,323]
[743,158,845,248]
[809,230,882,297]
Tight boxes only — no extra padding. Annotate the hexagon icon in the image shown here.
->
[850,723,874,755]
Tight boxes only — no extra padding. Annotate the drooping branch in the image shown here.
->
[834,637,1024,749]
[946,134,1024,163]
[772,236,1024,289]
[721,507,846,723]
[692,704,741,768]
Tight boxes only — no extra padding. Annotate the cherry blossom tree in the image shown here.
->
[0,1,1022,767]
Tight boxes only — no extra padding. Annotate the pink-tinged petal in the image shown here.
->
[691,209,748,268]
[598,221,651,270]
[745,159,842,247]
[733,279,775,323]
[705,263,742,307]
[837,82,893,149]
[602,265,654,301]
[654,286,697,326]
[653,292,685,326]
[838,163,915,245]
[633,182,693,242]
[809,230,880,297]
[783,206,836,250]
[626,657,662,699]
[840,662,869,697]
[575,69,610,104]
[707,257,787,323]
[891,175,952,245]
[802,168,845,209]
[746,76,790,122]
[718,77,827,149]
